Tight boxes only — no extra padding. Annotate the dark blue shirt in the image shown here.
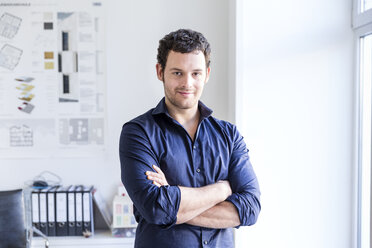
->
[119,98,260,248]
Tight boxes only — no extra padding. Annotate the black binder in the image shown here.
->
[47,186,58,236]
[39,188,49,235]
[67,185,76,236]
[82,185,94,236]
[31,189,40,235]
[74,185,83,236]
[56,186,69,236]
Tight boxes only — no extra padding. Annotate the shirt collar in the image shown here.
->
[152,97,213,120]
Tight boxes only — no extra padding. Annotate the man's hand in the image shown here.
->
[146,165,169,187]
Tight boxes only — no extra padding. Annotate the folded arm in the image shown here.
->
[147,165,238,228]
[147,165,233,225]
[186,201,240,228]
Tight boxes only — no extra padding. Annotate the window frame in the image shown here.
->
[354,1,372,247]
[353,0,372,28]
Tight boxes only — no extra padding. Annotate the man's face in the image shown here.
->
[156,50,210,112]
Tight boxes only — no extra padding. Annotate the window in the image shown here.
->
[354,1,372,247]
[363,0,372,12]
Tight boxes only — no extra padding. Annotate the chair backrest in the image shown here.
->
[0,189,28,248]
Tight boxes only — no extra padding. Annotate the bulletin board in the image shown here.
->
[0,0,106,158]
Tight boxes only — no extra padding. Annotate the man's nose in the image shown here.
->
[182,74,193,87]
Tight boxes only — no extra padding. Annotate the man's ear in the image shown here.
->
[205,67,211,84]
[156,63,164,81]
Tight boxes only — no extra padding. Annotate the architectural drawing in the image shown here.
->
[0,44,22,70]
[0,1,106,158]
[9,124,33,147]
[0,12,22,39]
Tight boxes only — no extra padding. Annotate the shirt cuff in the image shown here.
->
[158,185,181,229]
[226,194,243,228]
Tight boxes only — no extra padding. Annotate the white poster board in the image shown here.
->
[0,0,106,158]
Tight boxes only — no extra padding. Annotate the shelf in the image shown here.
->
[30,230,135,248]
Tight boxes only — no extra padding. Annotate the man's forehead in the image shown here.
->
[165,50,206,68]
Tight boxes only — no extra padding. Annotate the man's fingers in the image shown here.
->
[147,173,162,181]
[147,173,166,184]
[146,172,162,179]
[145,166,169,187]
[152,165,164,175]
[153,181,161,187]
[150,176,165,187]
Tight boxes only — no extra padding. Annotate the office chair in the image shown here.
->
[0,189,49,248]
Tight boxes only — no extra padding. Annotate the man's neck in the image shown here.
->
[166,101,200,140]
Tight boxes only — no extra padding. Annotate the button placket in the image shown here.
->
[201,229,210,247]
[192,142,200,174]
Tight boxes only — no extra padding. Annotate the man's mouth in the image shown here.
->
[178,91,193,96]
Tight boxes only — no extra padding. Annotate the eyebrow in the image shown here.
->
[169,67,203,72]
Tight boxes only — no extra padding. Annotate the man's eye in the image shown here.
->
[193,72,201,76]
[173,72,182,76]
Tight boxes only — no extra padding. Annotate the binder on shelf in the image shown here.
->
[82,185,94,236]
[75,185,83,236]
[39,188,48,236]
[56,186,69,236]
[47,186,58,236]
[30,184,99,237]
[67,185,76,236]
[31,189,40,235]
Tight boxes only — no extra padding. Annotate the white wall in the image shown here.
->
[234,0,355,248]
[0,0,230,205]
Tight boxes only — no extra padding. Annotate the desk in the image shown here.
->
[31,230,135,248]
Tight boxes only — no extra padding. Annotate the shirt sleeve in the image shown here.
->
[226,125,261,227]
[119,122,181,228]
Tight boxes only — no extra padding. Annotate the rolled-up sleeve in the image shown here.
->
[119,122,181,228]
[226,126,261,227]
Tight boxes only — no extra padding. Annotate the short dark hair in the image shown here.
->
[157,29,211,70]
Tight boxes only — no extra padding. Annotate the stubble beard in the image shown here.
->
[164,89,196,110]
[162,75,200,111]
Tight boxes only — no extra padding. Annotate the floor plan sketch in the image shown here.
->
[9,124,33,147]
[0,44,22,70]
[59,118,104,145]
[0,12,22,39]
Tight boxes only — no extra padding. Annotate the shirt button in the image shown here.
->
[196,168,201,173]
[193,145,196,149]
[204,240,208,245]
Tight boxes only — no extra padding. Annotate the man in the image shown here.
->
[119,29,260,248]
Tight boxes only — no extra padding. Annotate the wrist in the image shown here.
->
[216,181,232,200]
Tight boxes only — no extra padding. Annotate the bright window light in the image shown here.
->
[363,0,372,12]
